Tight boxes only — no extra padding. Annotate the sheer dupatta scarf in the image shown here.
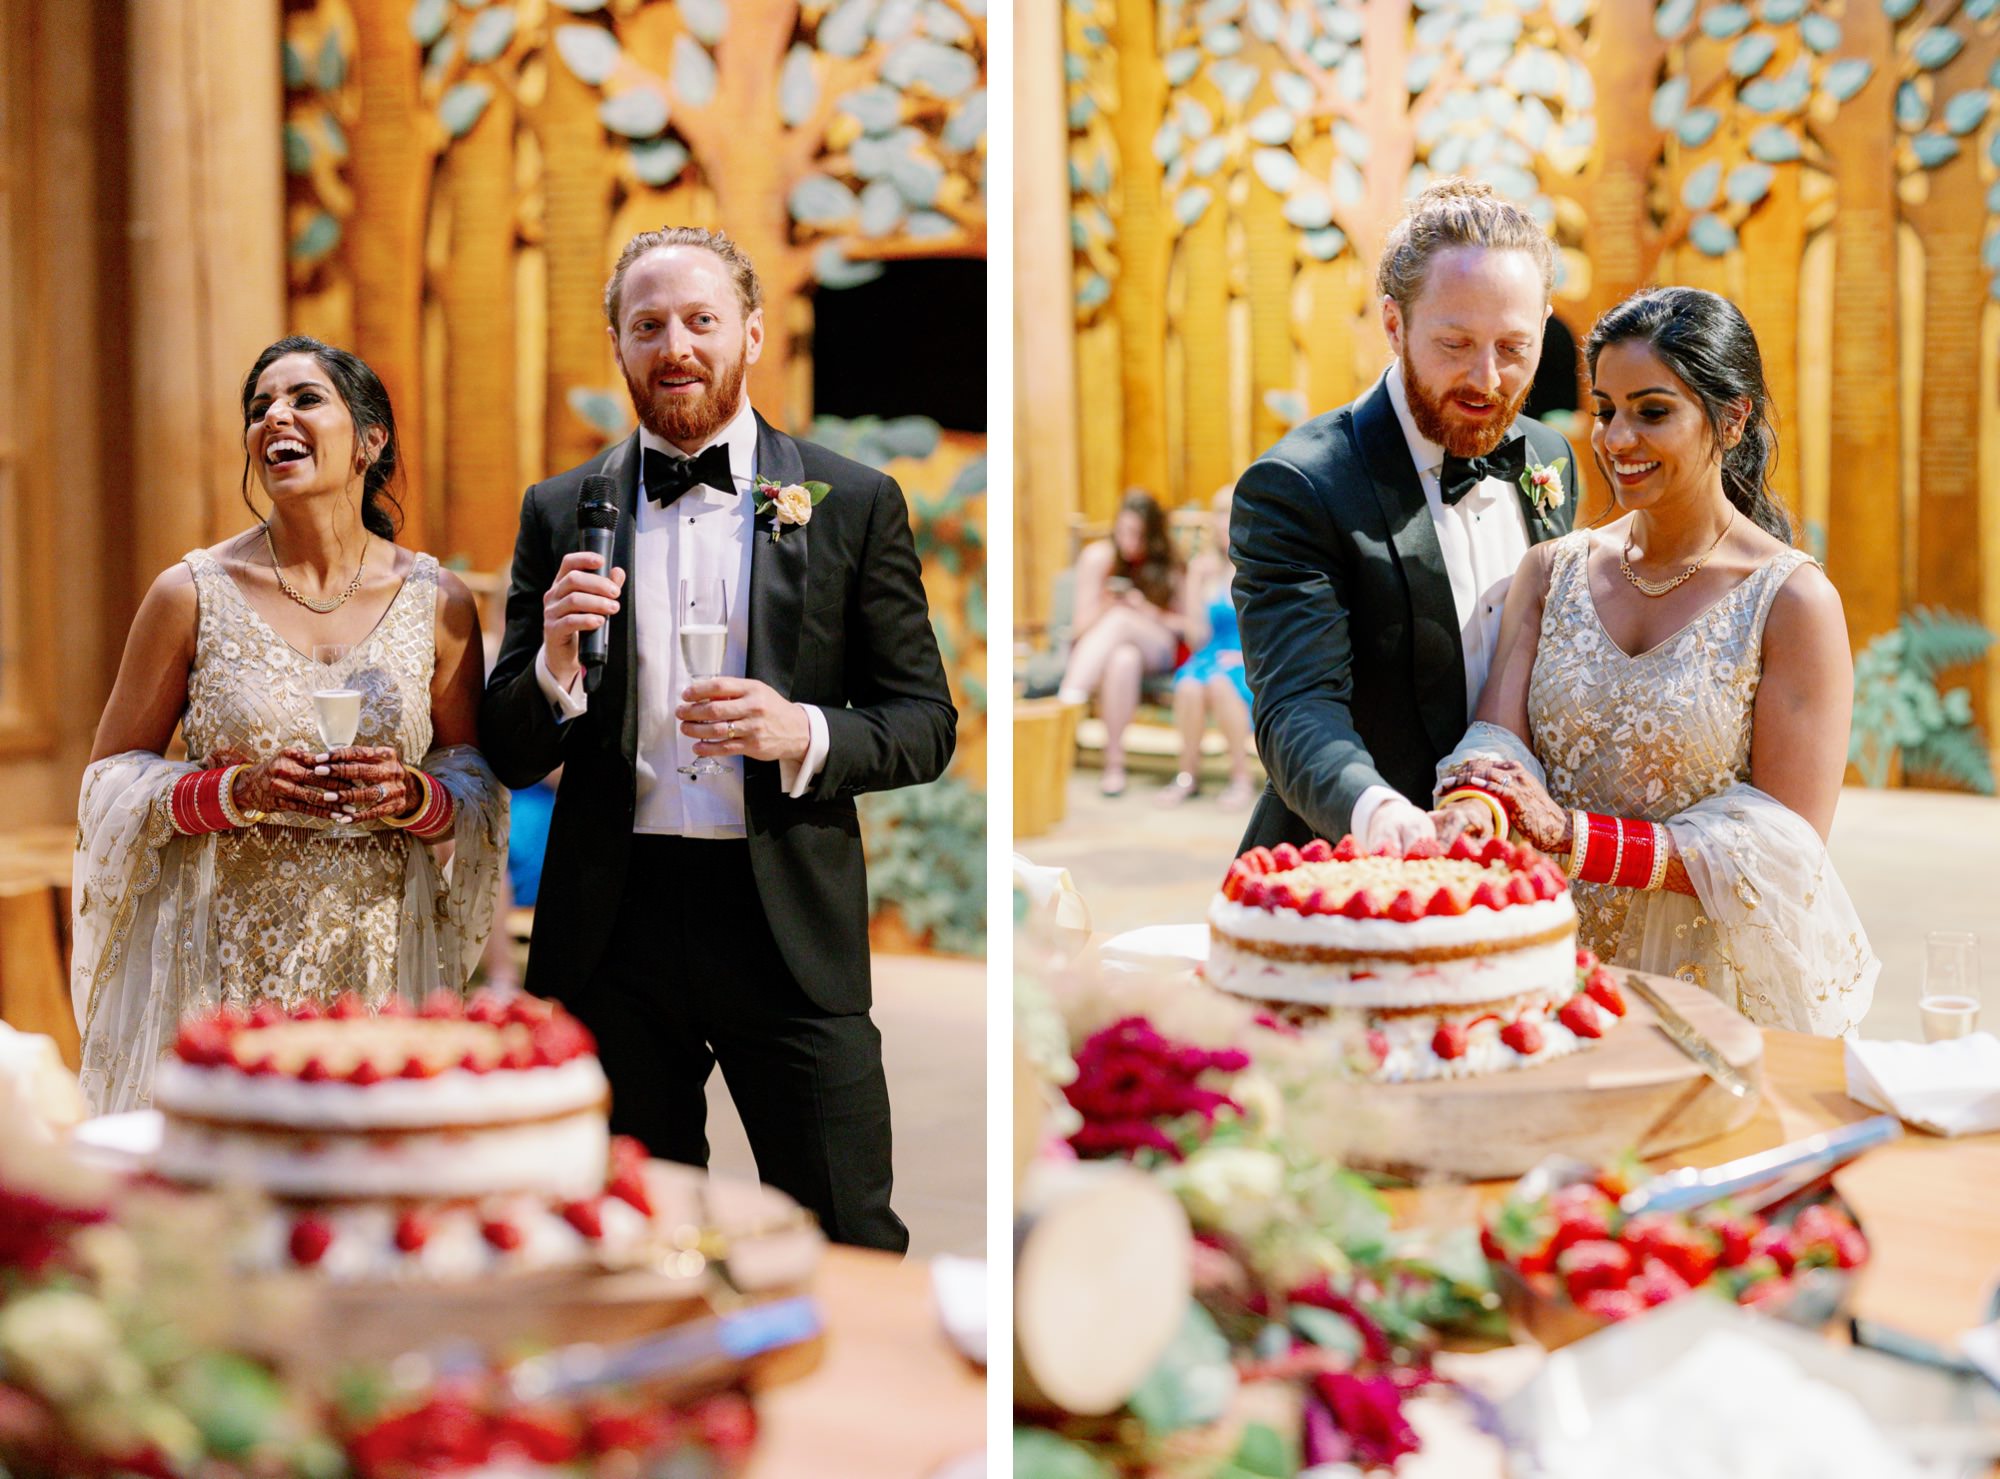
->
[71,744,507,1113]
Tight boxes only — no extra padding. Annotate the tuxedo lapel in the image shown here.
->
[748,414,808,699]
[594,432,643,762]
[1353,380,1466,752]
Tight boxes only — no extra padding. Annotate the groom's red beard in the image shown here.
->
[621,344,749,449]
[1402,359,1531,458]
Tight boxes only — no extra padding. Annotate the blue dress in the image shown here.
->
[1174,595,1251,706]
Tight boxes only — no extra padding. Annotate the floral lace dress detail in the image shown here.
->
[1526,532,1808,965]
[181,548,438,1009]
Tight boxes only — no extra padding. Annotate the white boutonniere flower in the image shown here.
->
[752,476,830,540]
[1521,456,1568,512]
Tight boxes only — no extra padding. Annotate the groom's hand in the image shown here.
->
[678,678,810,763]
[1363,796,1438,855]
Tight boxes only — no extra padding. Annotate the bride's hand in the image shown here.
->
[225,747,346,820]
[1440,757,1571,854]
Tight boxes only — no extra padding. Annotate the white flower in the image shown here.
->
[0,1290,125,1403]
[772,483,814,526]
[1172,1144,1286,1229]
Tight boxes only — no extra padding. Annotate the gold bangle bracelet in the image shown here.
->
[1645,821,1670,891]
[1565,808,1589,882]
[217,764,266,827]
[379,766,433,830]
[1439,787,1509,840]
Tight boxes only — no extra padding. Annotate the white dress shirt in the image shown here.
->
[1351,362,1532,843]
[533,400,830,838]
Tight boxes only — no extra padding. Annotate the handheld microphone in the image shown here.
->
[576,474,620,694]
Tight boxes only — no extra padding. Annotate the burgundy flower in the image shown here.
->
[1311,1370,1424,1469]
[1286,1277,1394,1364]
[1063,1017,1246,1162]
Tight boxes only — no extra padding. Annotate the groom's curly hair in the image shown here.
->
[1376,178,1555,309]
[603,226,763,330]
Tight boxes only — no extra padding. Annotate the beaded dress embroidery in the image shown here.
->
[182,548,438,1008]
[1526,531,1809,963]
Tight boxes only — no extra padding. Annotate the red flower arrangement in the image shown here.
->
[1062,1016,1249,1160]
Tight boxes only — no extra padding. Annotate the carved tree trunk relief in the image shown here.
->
[537,32,614,478]
[441,86,517,569]
[348,0,432,550]
[1824,0,1901,647]
[1109,0,1169,498]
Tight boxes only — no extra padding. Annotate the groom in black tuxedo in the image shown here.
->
[1234,180,1577,856]
[481,227,954,1252]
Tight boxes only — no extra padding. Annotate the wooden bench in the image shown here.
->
[0,826,78,1069]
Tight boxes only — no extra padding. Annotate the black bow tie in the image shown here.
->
[1439,437,1527,506]
[643,443,734,506]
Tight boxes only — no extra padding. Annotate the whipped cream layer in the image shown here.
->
[153,1056,608,1130]
[1207,893,1576,1008]
[155,1109,610,1200]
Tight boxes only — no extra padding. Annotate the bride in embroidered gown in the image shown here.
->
[73,338,506,1112]
[1433,288,1876,1036]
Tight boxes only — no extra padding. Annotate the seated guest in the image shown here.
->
[1058,488,1184,797]
[1158,486,1254,808]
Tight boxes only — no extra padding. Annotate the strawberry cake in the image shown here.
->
[149,992,668,1280]
[1207,835,1626,1081]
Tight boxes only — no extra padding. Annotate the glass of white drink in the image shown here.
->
[310,643,367,838]
[678,579,730,779]
[1919,930,1980,1042]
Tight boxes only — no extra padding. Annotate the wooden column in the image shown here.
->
[125,0,286,591]
[1110,0,1168,499]
[1823,0,1901,645]
[441,85,517,570]
[1015,0,1081,631]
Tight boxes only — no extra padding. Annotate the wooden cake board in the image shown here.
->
[1307,970,1764,1182]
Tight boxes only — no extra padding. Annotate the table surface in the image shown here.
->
[751,1246,986,1479]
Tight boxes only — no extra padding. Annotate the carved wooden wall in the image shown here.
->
[1033,0,2000,770]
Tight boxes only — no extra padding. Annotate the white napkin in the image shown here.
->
[931,1253,986,1365]
[1012,853,1091,958]
[1844,1033,2000,1136]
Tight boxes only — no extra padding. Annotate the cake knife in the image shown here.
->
[1619,971,1754,1100]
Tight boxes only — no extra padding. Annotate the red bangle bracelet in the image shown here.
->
[1574,812,1670,890]
[407,777,455,841]
[171,768,239,836]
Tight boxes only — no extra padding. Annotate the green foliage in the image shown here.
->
[1013,1428,1116,1479]
[1219,1422,1297,1479]
[1850,608,1996,793]
[1127,1301,1237,1434]
[861,776,986,955]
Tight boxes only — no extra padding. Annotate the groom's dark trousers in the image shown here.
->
[479,415,955,1253]
[1232,376,1576,852]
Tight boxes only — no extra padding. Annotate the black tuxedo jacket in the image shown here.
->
[479,416,956,1015]
[1233,376,1577,852]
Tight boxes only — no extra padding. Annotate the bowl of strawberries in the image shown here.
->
[1480,1154,1869,1350]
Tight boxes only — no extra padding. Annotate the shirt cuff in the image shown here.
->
[1349,784,1402,850]
[534,645,588,722]
[780,704,830,798]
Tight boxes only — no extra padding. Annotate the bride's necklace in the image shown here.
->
[265,523,367,613]
[1620,511,1734,598]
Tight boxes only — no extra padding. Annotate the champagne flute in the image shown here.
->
[309,643,366,838]
[678,579,730,779]
[1919,931,1981,1042]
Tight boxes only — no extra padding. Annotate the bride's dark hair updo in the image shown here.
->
[1585,287,1791,543]
[239,335,404,540]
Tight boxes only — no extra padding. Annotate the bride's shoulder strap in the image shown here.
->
[1746,545,1814,642]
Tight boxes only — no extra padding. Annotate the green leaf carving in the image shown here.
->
[409,0,449,46]
[779,43,819,128]
[290,210,341,262]
[439,81,493,137]
[465,7,516,63]
[317,30,346,91]
[678,0,728,46]
[629,137,689,186]
[599,86,669,138]
[673,35,718,109]
[553,25,619,86]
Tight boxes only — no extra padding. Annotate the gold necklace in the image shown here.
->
[1620,511,1734,598]
[265,524,366,613]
